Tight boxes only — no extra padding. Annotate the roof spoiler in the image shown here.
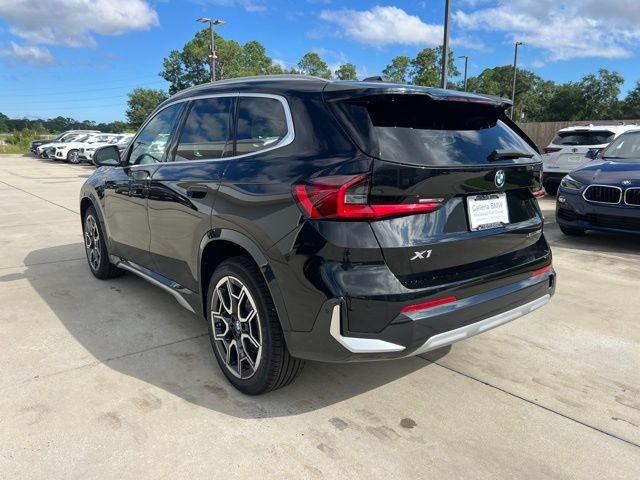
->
[323,82,512,109]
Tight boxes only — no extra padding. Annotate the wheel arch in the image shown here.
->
[199,229,292,332]
[80,192,112,250]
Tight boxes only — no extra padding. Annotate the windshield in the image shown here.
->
[602,131,640,161]
[330,94,537,166]
[552,131,614,146]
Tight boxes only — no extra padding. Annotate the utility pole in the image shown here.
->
[458,55,469,91]
[197,18,225,82]
[440,0,451,89]
[511,41,524,119]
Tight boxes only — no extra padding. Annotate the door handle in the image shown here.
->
[187,184,209,199]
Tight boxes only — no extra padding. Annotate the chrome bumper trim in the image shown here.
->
[329,305,405,354]
[411,294,550,356]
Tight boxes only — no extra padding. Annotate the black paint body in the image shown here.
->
[80,76,554,362]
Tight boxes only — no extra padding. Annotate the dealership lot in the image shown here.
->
[0,153,638,478]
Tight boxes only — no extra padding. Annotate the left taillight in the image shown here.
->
[293,174,443,220]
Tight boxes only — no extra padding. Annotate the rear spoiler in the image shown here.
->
[323,81,513,109]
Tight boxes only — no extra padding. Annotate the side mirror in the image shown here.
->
[585,148,600,160]
[93,145,121,167]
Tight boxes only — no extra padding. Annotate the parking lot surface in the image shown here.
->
[1,154,639,479]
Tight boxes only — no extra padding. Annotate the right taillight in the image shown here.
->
[543,147,561,154]
[293,174,443,220]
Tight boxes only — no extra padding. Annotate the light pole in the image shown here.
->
[197,17,225,82]
[458,55,469,92]
[511,41,524,119]
[440,0,451,89]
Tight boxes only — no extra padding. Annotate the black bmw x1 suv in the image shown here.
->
[81,75,555,394]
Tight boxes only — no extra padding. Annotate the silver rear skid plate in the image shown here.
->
[330,294,551,355]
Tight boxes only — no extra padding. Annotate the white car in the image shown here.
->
[37,133,86,158]
[52,133,119,164]
[80,134,133,163]
[542,124,640,195]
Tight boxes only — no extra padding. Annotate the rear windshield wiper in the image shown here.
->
[488,149,534,161]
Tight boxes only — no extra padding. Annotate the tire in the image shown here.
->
[559,224,586,236]
[543,180,559,196]
[206,256,304,395]
[83,206,123,279]
[67,149,80,164]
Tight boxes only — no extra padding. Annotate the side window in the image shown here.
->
[175,97,234,161]
[128,103,183,165]
[236,97,288,155]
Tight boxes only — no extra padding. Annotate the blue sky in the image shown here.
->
[1,0,640,123]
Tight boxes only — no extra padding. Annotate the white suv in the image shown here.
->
[52,134,119,164]
[542,124,640,195]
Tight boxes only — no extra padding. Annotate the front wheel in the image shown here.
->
[83,206,123,279]
[67,149,80,164]
[207,257,304,395]
[543,180,559,196]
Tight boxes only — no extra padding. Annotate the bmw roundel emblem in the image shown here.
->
[495,170,506,188]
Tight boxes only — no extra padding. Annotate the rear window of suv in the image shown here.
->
[329,94,537,166]
[552,131,614,146]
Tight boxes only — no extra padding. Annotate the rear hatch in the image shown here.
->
[544,129,614,173]
[324,85,546,290]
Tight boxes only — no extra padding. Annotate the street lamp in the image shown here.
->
[510,41,524,119]
[458,55,469,92]
[440,0,451,89]
[197,17,225,82]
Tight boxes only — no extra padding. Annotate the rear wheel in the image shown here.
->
[83,206,123,279]
[67,149,80,164]
[559,224,586,236]
[207,257,304,395]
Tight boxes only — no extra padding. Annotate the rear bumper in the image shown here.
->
[285,268,555,362]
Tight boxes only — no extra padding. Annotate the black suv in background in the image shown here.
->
[81,75,555,394]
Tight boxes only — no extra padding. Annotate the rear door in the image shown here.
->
[147,95,236,293]
[327,92,546,289]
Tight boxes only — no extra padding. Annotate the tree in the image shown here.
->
[578,69,624,120]
[160,29,284,94]
[297,52,332,79]
[335,63,357,80]
[410,46,459,87]
[465,66,555,121]
[622,81,640,119]
[126,88,168,129]
[543,83,584,121]
[0,112,8,133]
[382,56,411,84]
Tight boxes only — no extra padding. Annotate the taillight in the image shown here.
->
[294,174,443,220]
[543,147,561,154]
[531,264,553,277]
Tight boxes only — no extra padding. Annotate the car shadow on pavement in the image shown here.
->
[4,244,448,418]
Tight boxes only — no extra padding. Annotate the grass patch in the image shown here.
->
[0,144,28,154]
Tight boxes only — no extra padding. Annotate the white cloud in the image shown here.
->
[454,0,640,61]
[195,0,266,13]
[319,6,443,47]
[0,41,53,65]
[0,0,159,48]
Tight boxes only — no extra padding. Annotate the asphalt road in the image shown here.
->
[1,154,639,479]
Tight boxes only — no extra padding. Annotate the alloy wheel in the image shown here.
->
[211,275,262,379]
[84,215,101,271]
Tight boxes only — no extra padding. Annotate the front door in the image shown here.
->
[147,96,236,292]
[104,102,185,269]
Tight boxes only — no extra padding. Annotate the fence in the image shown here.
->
[517,119,640,150]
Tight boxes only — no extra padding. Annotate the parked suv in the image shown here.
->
[81,76,555,394]
[542,124,639,195]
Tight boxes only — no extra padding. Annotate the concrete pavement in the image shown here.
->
[1,154,638,479]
